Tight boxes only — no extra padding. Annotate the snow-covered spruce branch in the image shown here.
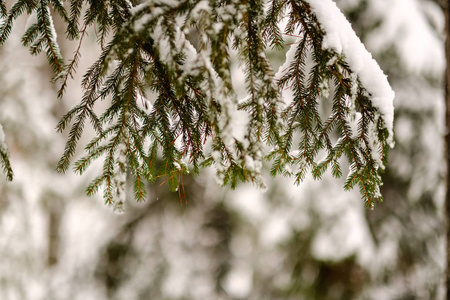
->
[0,0,394,209]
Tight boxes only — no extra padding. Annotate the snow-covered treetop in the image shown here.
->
[0,0,394,209]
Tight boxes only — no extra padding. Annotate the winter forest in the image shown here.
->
[0,0,446,299]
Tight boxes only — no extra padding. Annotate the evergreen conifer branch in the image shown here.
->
[0,0,394,208]
[36,2,63,72]
[66,0,83,39]
[269,0,391,206]
[263,0,285,50]
[55,9,92,97]
[0,0,37,44]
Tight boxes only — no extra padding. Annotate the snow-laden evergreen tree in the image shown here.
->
[0,0,394,209]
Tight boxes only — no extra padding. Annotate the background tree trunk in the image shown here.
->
[444,0,450,298]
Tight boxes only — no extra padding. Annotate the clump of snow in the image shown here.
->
[190,0,210,19]
[228,104,249,146]
[46,7,60,50]
[308,0,395,146]
[133,14,152,32]
[245,154,262,174]
[130,2,148,15]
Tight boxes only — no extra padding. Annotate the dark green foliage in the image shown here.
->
[270,0,389,207]
[13,0,64,73]
[0,0,392,207]
[0,141,13,181]
[0,0,36,43]
[0,1,7,18]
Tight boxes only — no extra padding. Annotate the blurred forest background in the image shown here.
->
[0,0,446,299]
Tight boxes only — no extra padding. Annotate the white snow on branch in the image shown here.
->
[46,7,59,43]
[190,0,210,18]
[308,0,395,145]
